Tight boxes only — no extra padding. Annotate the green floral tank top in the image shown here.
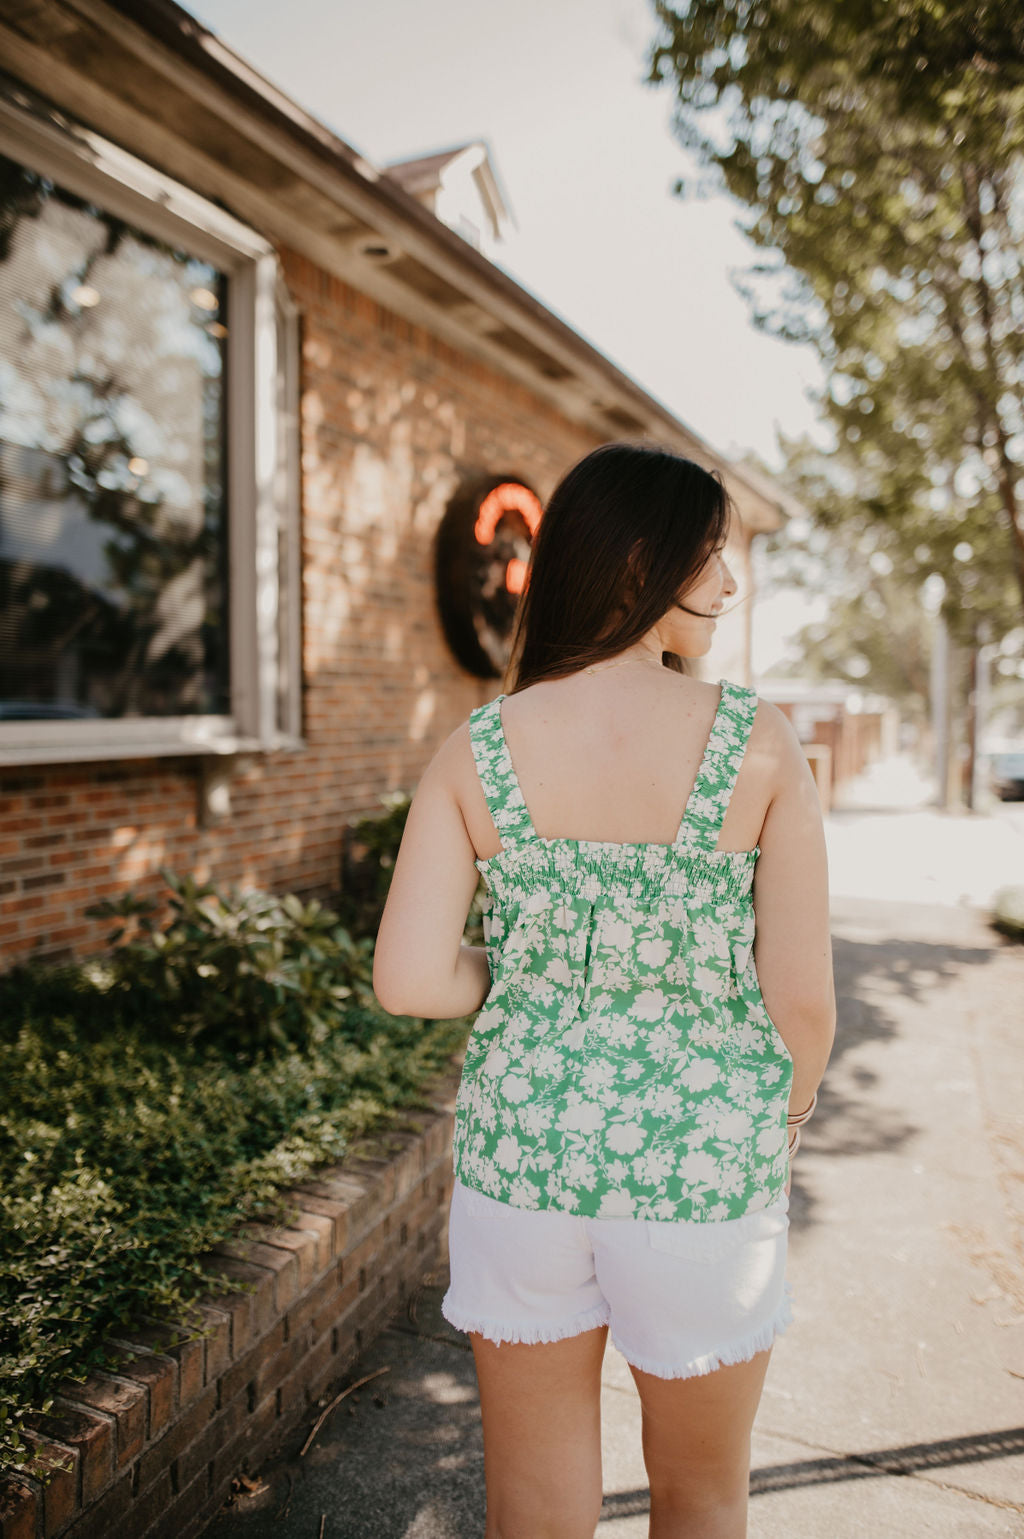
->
[452,678,794,1223]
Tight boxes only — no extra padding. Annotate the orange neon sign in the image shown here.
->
[474,482,543,545]
[505,557,528,594]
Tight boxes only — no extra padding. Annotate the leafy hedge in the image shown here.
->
[0,865,481,1480]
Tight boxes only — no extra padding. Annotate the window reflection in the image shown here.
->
[0,154,229,721]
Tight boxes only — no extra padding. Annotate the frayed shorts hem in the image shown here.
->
[611,1278,795,1380]
[444,1177,793,1377]
[439,1295,612,1347]
[439,1278,794,1377]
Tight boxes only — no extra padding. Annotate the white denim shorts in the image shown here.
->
[441,1178,793,1380]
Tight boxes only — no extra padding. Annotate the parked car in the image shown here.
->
[988,751,1024,801]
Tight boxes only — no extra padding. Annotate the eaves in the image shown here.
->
[0,0,788,530]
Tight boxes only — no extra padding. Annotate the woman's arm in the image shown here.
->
[373,723,492,1020]
[751,703,837,1119]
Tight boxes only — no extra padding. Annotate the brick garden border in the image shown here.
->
[0,1066,461,1539]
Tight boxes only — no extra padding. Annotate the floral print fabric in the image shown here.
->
[452,679,795,1223]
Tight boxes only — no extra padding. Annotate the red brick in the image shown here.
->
[314,1271,362,1343]
[102,1343,176,1437]
[0,1478,39,1539]
[216,1323,283,1411]
[248,1387,284,1450]
[340,1275,403,1348]
[207,1402,279,1505]
[294,1172,392,1247]
[281,1192,351,1256]
[135,1384,216,1495]
[252,1332,308,1409]
[62,1471,131,1539]
[0,856,44,878]
[402,1186,443,1239]
[195,1305,232,1385]
[342,1153,398,1207]
[196,1280,253,1359]
[59,1371,147,1467]
[173,1335,204,1411]
[126,1468,171,1538]
[143,1467,213,1539]
[114,1318,202,1415]
[286,1209,336,1269]
[270,1354,308,1423]
[197,1249,280,1335]
[291,1330,336,1406]
[36,1399,114,1506]
[391,1139,429,1201]
[211,1240,299,1312]
[423,1115,453,1164]
[23,870,66,892]
[285,1261,344,1340]
[342,1224,402,1286]
[145,1465,210,1539]
[244,1224,323,1290]
[22,1433,77,1534]
[175,1394,247,1494]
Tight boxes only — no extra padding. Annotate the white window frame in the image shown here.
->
[0,92,304,766]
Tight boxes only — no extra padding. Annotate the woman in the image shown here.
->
[374,442,835,1539]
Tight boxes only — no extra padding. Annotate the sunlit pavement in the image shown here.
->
[827,753,1024,911]
[201,757,1024,1538]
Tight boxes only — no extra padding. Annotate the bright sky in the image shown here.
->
[184,0,829,669]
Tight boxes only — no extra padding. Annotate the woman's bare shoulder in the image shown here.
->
[748,698,794,744]
[427,714,488,807]
[749,695,805,753]
[431,715,475,773]
[748,694,816,798]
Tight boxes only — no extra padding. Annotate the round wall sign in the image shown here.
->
[434,473,542,678]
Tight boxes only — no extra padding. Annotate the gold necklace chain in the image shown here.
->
[583,654,664,675]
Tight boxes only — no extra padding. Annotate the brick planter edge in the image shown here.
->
[0,1063,462,1539]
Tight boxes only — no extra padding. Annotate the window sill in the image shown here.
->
[0,730,306,769]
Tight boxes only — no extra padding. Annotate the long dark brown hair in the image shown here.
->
[504,441,733,694]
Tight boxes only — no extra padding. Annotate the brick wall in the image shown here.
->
[0,1069,461,1539]
[0,250,600,963]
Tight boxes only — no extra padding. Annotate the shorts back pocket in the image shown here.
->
[645,1198,787,1264]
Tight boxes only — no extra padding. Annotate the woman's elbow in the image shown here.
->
[761,987,835,1047]
[372,955,409,1017]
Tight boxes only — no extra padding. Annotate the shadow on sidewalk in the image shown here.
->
[792,898,1004,1230]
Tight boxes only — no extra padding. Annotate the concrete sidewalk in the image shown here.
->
[201,793,1024,1537]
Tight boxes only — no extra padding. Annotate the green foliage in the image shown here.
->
[72,868,378,1056]
[335,792,486,947]
[648,0,1024,635]
[334,791,414,940]
[765,551,933,716]
[0,874,475,1481]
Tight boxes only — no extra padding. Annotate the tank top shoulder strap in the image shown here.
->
[468,694,538,844]
[673,679,759,855]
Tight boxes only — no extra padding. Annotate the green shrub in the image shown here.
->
[77,869,377,1056]
[0,872,476,1480]
[335,791,486,946]
[334,791,414,940]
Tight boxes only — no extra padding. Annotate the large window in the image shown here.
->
[0,94,301,765]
